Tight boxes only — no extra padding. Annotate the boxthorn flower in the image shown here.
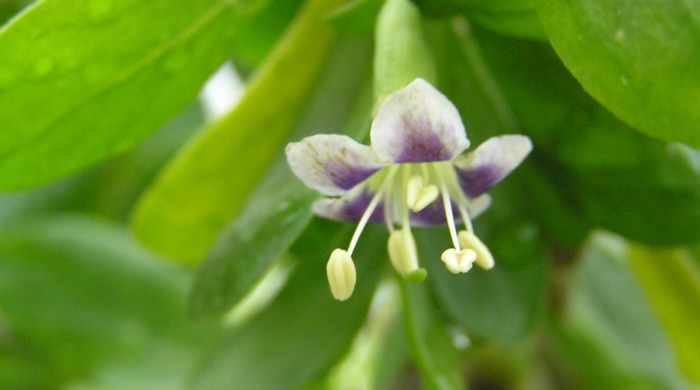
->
[286,78,532,300]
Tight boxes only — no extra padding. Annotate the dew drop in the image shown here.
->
[615,28,626,42]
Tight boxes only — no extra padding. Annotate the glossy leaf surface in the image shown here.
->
[537,0,700,146]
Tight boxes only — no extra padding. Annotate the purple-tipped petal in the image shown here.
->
[312,190,386,223]
[370,79,469,163]
[286,134,383,196]
[454,135,532,198]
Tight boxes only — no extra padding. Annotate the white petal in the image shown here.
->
[453,135,532,198]
[286,134,383,196]
[370,78,469,163]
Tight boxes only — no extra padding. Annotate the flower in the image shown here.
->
[286,78,532,300]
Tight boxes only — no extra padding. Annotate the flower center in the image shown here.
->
[326,161,495,300]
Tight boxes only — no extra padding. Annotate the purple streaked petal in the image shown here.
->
[454,135,532,198]
[286,134,384,196]
[370,78,469,163]
[312,190,386,223]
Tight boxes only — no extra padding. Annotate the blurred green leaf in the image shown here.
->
[131,0,343,263]
[0,215,208,388]
[189,221,383,390]
[467,6,545,41]
[470,26,700,246]
[552,114,700,246]
[414,0,545,40]
[420,221,547,343]
[326,0,384,35]
[0,0,253,190]
[549,234,692,390]
[628,245,700,386]
[0,101,201,232]
[188,184,315,320]
[399,278,465,390]
[187,35,373,319]
[537,0,700,146]
[230,0,304,70]
[0,0,32,25]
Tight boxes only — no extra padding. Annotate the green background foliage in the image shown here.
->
[1,0,699,388]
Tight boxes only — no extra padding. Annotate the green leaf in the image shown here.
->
[326,0,384,35]
[0,0,252,190]
[549,234,692,389]
[628,245,700,386]
[553,113,700,246]
[399,278,465,390]
[468,26,700,246]
[230,0,304,69]
[188,35,373,318]
[420,222,547,343]
[188,184,315,320]
[188,221,384,390]
[466,6,546,41]
[537,0,700,146]
[131,0,343,263]
[0,215,201,387]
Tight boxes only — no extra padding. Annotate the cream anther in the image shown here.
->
[458,231,495,269]
[440,248,477,274]
[326,249,357,301]
[388,229,419,276]
[406,175,439,212]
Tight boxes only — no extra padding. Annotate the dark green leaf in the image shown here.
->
[188,221,384,390]
[188,184,315,320]
[537,0,700,146]
[0,0,252,190]
[470,26,700,246]
[551,114,700,246]
[131,0,344,262]
[420,221,547,343]
[327,0,384,35]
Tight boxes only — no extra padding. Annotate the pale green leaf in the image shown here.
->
[628,245,700,386]
[0,0,252,190]
[131,0,343,262]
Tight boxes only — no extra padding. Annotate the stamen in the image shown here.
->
[441,248,477,274]
[347,166,398,255]
[326,249,356,301]
[406,175,439,212]
[388,229,423,279]
[437,171,461,251]
[458,230,495,269]
[406,175,423,211]
[456,203,474,233]
[383,168,397,233]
